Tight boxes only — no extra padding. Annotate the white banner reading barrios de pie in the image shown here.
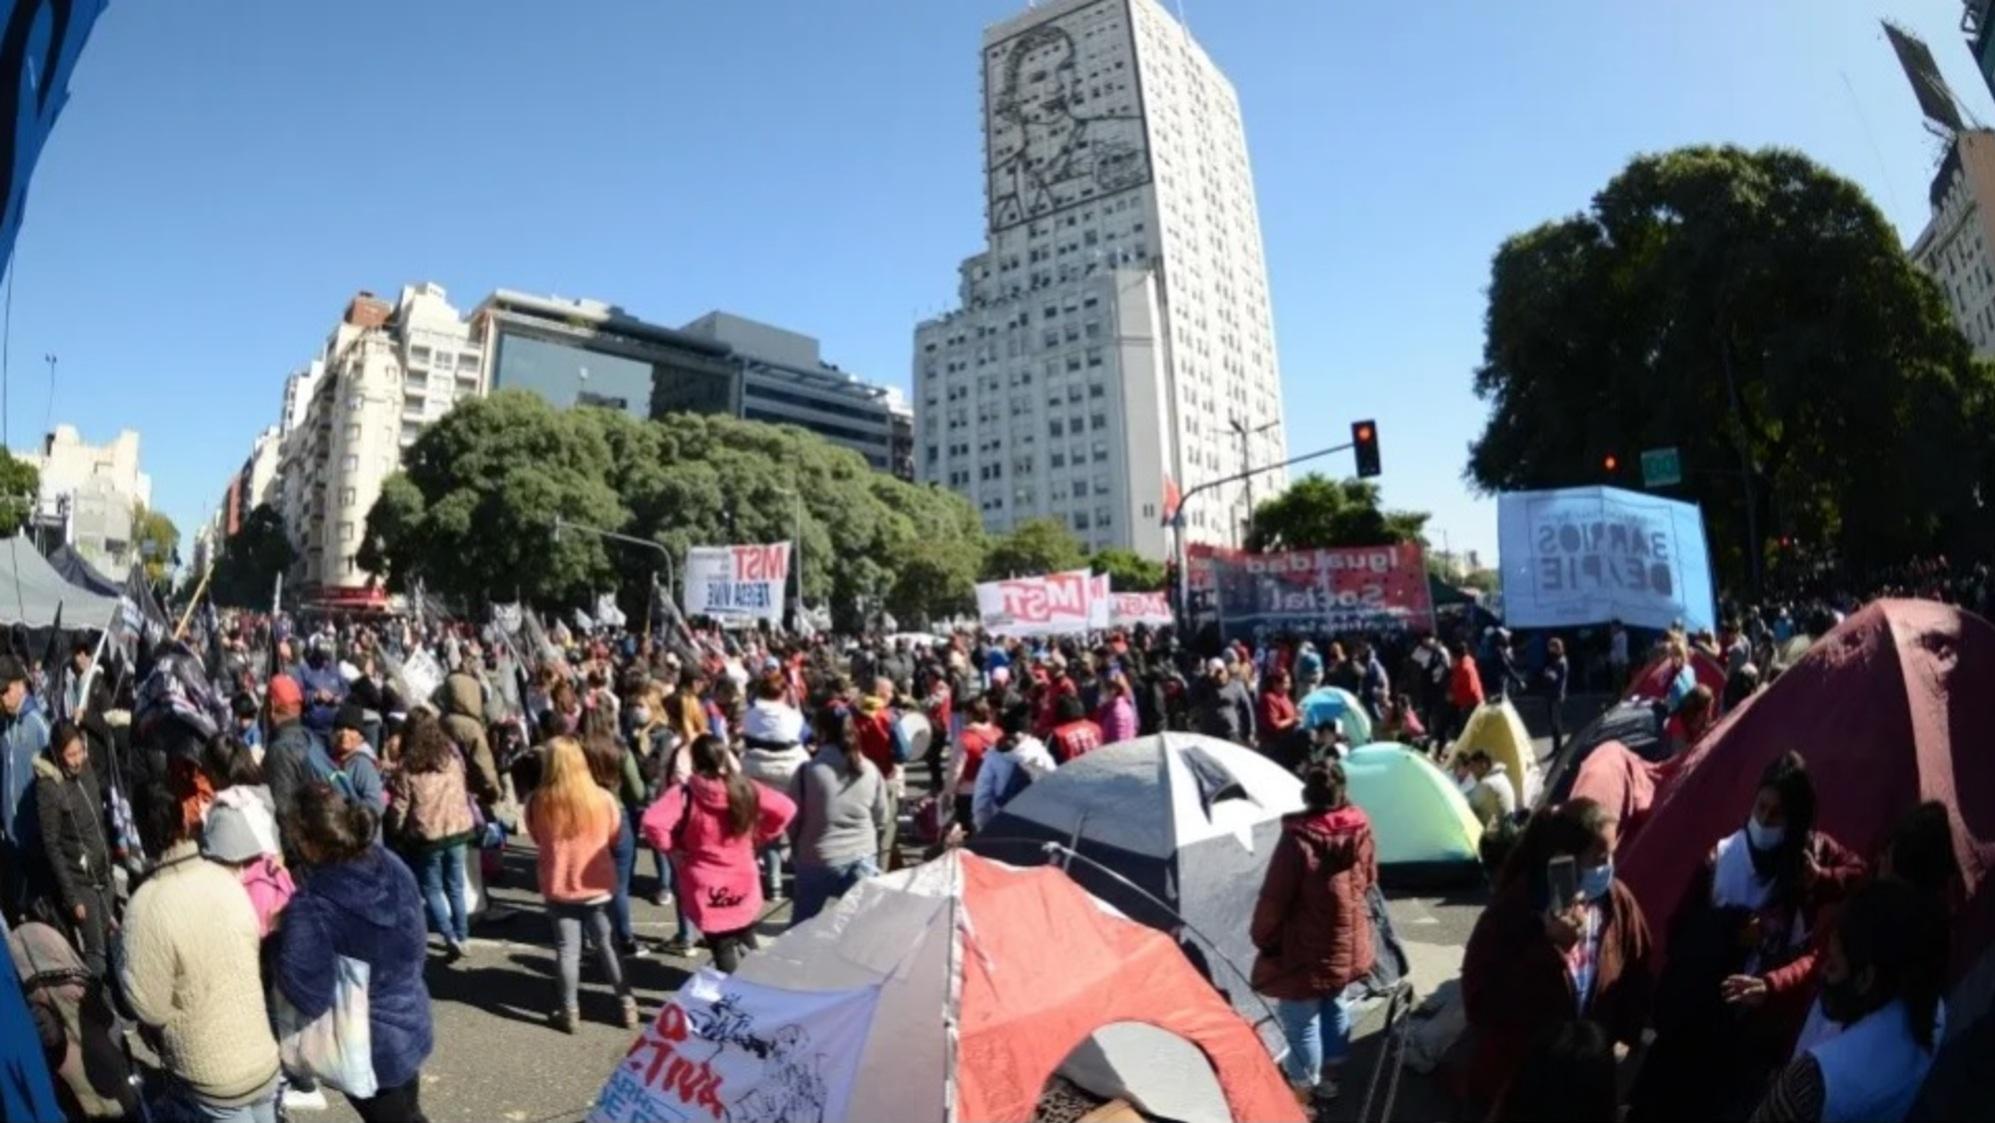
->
[683,543,791,623]
[590,969,879,1123]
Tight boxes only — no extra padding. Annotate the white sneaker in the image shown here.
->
[283,1087,329,1112]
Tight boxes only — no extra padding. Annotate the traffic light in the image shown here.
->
[1603,453,1620,473]
[1351,420,1381,478]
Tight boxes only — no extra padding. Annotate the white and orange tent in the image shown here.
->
[591,851,1301,1123]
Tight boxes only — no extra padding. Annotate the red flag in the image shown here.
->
[1161,476,1182,525]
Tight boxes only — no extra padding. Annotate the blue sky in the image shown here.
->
[5,0,1987,564]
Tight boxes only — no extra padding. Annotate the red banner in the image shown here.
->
[1188,543,1434,638]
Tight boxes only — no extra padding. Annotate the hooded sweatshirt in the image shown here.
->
[441,673,501,807]
[1249,805,1378,1001]
[276,845,433,1091]
[641,775,796,934]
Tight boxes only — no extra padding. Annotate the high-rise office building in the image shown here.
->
[914,0,1287,558]
[1910,129,1995,355]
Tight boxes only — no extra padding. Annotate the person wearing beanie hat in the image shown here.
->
[326,703,386,817]
[262,674,317,827]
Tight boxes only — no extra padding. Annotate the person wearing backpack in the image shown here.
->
[971,701,1056,832]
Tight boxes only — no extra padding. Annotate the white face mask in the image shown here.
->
[1747,816,1785,851]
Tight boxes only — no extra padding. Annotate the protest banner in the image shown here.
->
[1089,573,1111,629]
[1496,485,1715,633]
[1189,543,1434,641]
[590,969,877,1123]
[683,542,792,623]
[974,568,1095,636]
[1108,590,1174,628]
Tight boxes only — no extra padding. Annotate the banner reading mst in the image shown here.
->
[683,543,791,623]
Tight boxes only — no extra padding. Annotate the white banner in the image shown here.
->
[1497,486,1717,633]
[1109,590,1174,628]
[1088,574,1111,629]
[591,969,879,1123]
[594,592,628,629]
[683,543,791,623]
[975,568,1096,637]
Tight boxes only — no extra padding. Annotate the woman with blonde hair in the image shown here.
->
[525,737,636,1032]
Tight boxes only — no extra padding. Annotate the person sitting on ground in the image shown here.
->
[1250,760,1376,1110]
[1461,798,1654,1113]
[1748,877,1948,1123]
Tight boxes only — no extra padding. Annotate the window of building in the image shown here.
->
[1074,480,1089,498]
[341,454,358,471]
[341,487,356,508]
[1074,512,1091,531]
[1049,419,1064,438]
[1050,451,1065,468]
[1089,382,1106,398]
[339,521,355,543]
[1091,413,1108,431]
[1087,348,1103,368]
[343,423,361,442]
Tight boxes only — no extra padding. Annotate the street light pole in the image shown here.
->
[1170,437,1359,626]
[551,516,677,630]
[1228,416,1280,547]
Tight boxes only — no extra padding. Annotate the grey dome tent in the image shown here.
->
[971,732,1407,1058]
[47,545,121,599]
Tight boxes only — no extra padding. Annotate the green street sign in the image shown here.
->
[1641,447,1682,488]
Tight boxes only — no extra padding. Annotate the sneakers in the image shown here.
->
[442,940,467,965]
[660,938,702,959]
[282,1087,329,1112]
[647,890,670,908]
[620,995,642,1030]
[619,938,650,960]
[550,1006,578,1035]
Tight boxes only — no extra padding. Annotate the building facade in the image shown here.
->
[1963,2,1995,101]
[17,425,153,574]
[1910,129,1995,355]
[914,0,1287,558]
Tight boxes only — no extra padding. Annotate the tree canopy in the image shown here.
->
[363,391,987,627]
[1469,145,1995,588]
[1089,547,1166,591]
[981,517,1088,580]
[132,504,179,586]
[1245,474,1429,553]
[211,503,297,609]
[0,452,35,533]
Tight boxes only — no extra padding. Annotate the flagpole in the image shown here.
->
[173,565,215,641]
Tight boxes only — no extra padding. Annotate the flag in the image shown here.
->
[1161,476,1182,526]
[38,602,64,721]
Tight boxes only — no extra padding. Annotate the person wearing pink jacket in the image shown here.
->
[642,734,796,972]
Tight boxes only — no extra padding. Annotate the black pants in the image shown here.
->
[708,927,759,974]
[350,1076,427,1123]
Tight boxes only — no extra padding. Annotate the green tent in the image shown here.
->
[1342,743,1483,885]
[1300,686,1373,746]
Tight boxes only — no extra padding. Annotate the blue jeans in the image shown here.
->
[611,811,637,944]
[664,854,699,945]
[414,842,469,944]
[791,856,880,925]
[160,1082,278,1122]
[1275,994,1352,1087]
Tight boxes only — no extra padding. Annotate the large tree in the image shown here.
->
[131,503,179,586]
[1245,474,1429,553]
[1469,145,1995,589]
[0,452,36,533]
[981,517,1087,580]
[1089,547,1166,591]
[211,503,297,609]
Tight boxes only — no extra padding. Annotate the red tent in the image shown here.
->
[1623,648,1728,707]
[1619,600,1995,970]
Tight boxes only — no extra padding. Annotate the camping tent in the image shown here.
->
[1444,698,1540,807]
[971,733,1405,1057]
[47,545,121,598]
[590,852,1302,1123]
[1299,686,1371,745]
[0,539,121,629]
[1619,600,1995,969]
[1538,699,1664,808]
[1342,743,1483,884]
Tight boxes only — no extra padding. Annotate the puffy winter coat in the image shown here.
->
[1250,805,1378,1001]
[440,674,501,807]
[641,775,795,934]
[276,845,433,1091]
[32,757,110,912]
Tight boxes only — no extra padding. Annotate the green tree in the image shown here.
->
[211,504,297,608]
[1469,145,1995,589]
[131,504,179,586]
[1088,547,1166,591]
[1245,474,1429,552]
[0,452,36,533]
[981,517,1087,579]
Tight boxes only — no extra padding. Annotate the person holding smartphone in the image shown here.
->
[1460,798,1656,1113]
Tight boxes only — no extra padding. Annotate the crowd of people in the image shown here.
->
[0,583,1967,1122]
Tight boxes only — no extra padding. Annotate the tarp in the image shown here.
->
[1445,698,1540,808]
[46,545,119,598]
[1300,686,1372,745]
[971,733,1309,1056]
[605,851,1302,1123]
[0,539,121,629]
[1342,743,1483,884]
[1619,600,1995,970]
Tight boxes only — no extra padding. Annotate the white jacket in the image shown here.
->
[972,736,1056,831]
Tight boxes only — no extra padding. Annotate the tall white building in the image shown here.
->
[1910,129,1995,354]
[914,0,1286,558]
[275,284,483,608]
[17,425,153,574]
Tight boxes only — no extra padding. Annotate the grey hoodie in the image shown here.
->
[786,745,887,869]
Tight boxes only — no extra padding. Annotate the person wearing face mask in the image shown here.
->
[1461,798,1654,1113]
[294,639,348,736]
[1748,877,1947,1123]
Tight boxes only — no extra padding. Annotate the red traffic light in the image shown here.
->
[1351,420,1381,478]
[1603,454,1619,472]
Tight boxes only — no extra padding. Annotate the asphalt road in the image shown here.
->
[309,719,1584,1122]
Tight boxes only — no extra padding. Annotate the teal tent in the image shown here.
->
[1342,743,1483,885]
[1300,686,1372,746]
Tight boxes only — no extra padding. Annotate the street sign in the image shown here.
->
[1641,447,1682,488]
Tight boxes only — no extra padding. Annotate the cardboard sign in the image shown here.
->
[590,969,878,1122]
[683,543,791,623]
[1497,486,1715,633]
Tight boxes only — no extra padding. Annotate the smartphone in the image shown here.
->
[1547,854,1578,911]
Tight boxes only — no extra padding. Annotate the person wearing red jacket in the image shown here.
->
[852,678,903,864]
[1251,760,1378,1109]
[1444,640,1484,743]
[1045,694,1103,765]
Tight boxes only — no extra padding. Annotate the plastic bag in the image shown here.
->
[274,955,377,1098]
